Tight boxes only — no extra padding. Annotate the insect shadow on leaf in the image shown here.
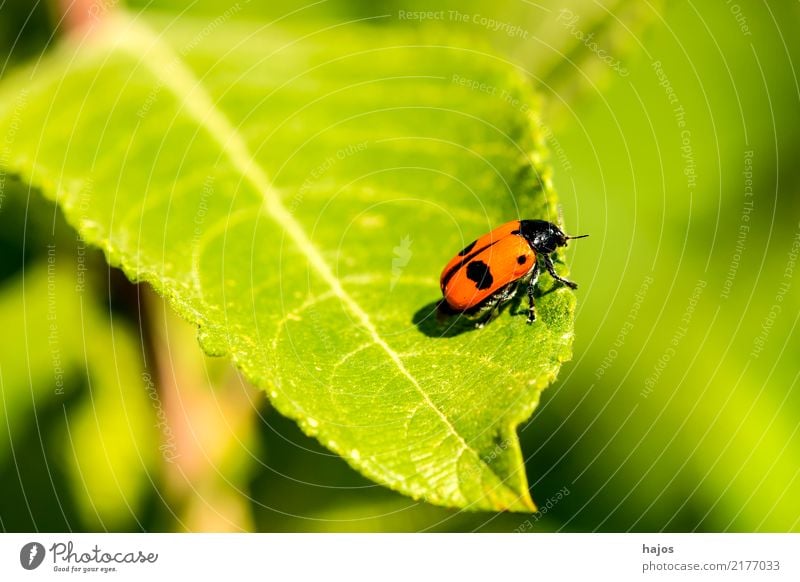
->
[413,272,565,338]
[412,293,522,338]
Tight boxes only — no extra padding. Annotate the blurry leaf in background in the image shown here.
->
[123,0,665,127]
[521,0,800,532]
[0,0,56,69]
[0,182,158,530]
[518,0,667,128]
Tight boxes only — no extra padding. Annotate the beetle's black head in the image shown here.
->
[518,219,588,254]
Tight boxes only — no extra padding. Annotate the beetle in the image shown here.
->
[439,219,587,327]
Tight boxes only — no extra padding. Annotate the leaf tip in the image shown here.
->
[504,486,537,513]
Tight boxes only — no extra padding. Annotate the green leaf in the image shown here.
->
[0,10,579,511]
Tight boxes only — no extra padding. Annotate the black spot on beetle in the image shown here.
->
[517,255,527,265]
[466,260,493,290]
[458,240,477,256]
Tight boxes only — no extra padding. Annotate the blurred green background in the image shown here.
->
[1,0,798,532]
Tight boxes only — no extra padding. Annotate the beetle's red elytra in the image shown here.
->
[439,219,587,327]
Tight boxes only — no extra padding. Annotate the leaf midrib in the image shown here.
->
[101,13,529,505]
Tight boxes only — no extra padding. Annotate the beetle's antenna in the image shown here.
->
[565,234,589,240]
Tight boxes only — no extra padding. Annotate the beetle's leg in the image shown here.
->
[475,282,517,328]
[475,293,505,329]
[475,305,499,329]
[526,262,540,324]
[543,254,578,290]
